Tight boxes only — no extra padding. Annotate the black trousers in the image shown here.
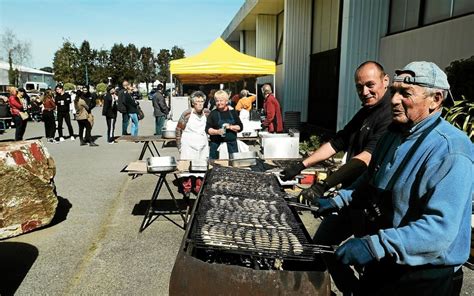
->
[13,115,27,141]
[43,110,56,139]
[360,260,463,296]
[57,111,74,138]
[106,117,116,142]
[77,119,92,143]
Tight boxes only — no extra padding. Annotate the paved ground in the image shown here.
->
[1,100,472,295]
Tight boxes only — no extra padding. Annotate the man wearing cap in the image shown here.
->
[323,61,473,294]
[281,61,393,294]
[55,84,75,141]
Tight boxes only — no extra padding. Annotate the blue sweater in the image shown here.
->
[334,113,473,266]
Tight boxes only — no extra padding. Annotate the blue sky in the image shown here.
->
[0,0,244,68]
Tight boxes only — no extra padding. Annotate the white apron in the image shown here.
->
[180,110,209,160]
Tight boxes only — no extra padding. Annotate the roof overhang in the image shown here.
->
[221,0,284,42]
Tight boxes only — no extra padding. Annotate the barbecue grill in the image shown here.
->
[170,166,331,295]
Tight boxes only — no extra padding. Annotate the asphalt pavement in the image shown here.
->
[0,100,472,295]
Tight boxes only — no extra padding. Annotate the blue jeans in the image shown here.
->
[129,113,139,136]
[122,113,129,135]
[155,115,166,135]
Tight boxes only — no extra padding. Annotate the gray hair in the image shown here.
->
[189,90,206,104]
[424,87,448,101]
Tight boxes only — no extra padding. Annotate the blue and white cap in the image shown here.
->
[393,61,450,90]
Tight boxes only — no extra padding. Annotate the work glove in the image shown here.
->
[314,197,339,216]
[280,161,306,181]
[298,180,328,205]
[335,237,376,266]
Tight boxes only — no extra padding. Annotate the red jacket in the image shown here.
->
[8,95,24,116]
[263,93,283,132]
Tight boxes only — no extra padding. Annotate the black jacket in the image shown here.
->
[55,93,72,113]
[102,93,118,118]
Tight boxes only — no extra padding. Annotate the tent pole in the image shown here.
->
[255,80,258,110]
[170,73,173,108]
[273,75,276,98]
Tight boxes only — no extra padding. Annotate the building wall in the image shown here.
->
[379,14,474,77]
[244,31,257,56]
[282,0,312,121]
[312,0,340,54]
[256,14,277,60]
[337,0,390,130]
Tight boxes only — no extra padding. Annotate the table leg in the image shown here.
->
[151,141,161,157]
[163,177,186,225]
[139,174,165,232]
[138,142,149,160]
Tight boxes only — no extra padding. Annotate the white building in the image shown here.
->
[222,0,474,131]
[0,60,55,91]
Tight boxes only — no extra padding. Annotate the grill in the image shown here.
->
[186,166,331,269]
[170,166,331,295]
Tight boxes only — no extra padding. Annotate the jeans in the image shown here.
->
[129,113,139,136]
[155,115,166,135]
[57,111,74,138]
[122,113,130,135]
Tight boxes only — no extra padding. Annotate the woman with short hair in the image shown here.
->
[206,90,243,159]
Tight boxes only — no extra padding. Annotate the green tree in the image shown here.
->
[1,28,31,86]
[171,45,185,60]
[92,49,110,85]
[125,44,140,82]
[110,43,128,84]
[77,40,96,86]
[139,47,156,93]
[53,40,79,84]
[40,66,53,73]
[156,49,171,83]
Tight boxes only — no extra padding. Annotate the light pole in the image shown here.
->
[85,64,89,86]
[107,77,112,85]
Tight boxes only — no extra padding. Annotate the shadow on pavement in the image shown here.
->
[0,242,38,296]
[49,196,72,226]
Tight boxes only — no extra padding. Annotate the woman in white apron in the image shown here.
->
[175,91,210,198]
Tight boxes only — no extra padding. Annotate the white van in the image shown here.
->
[23,81,49,92]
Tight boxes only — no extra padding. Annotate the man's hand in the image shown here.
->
[280,161,306,181]
[314,197,339,216]
[335,237,376,266]
[298,181,328,205]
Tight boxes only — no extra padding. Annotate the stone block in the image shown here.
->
[0,140,57,239]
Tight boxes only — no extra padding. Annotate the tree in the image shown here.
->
[92,49,110,85]
[156,49,171,83]
[171,45,185,60]
[77,40,96,86]
[53,40,79,84]
[109,43,128,84]
[125,44,140,83]
[139,47,156,93]
[1,28,32,86]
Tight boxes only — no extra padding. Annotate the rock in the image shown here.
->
[0,140,57,239]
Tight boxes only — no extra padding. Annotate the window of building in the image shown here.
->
[389,0,473,34]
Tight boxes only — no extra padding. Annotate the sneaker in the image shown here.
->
[70,136,75,141]
[59,137,65,142]
[47,138,54,143]
[80,141,88,146]
[108,141,114,145]
[89,142,99,147]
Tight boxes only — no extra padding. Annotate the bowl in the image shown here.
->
[161,129,176,139]
[147,156,177,172]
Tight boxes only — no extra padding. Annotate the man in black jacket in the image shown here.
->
[102,86,118,143]
[117,80,131,135]
[281,61,392,294]
[54,84,75,141]
[151,84,169,136]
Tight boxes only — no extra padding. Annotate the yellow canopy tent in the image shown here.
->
[170,38,275,85]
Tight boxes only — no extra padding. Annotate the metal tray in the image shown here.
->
[229,151,258,167]
[189,160,208,172]
[147,156,177,172]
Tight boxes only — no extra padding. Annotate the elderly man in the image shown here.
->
[261,84,283,133]
[320,61,473,295]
